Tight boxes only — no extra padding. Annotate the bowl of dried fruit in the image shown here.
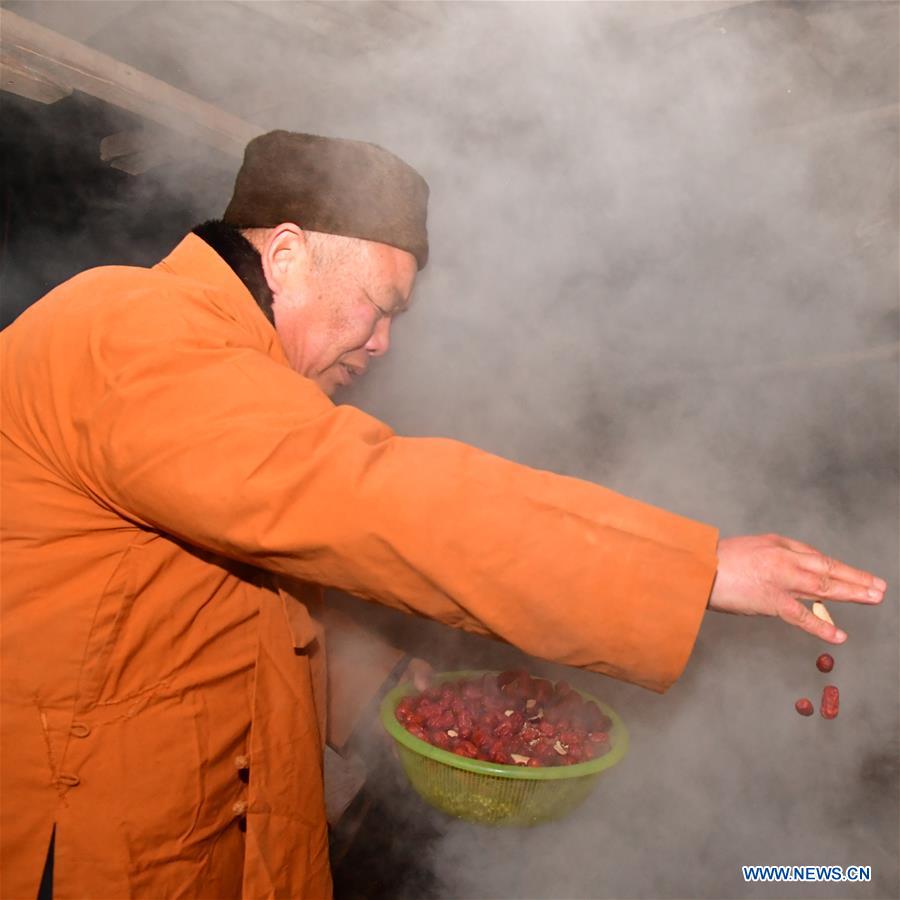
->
[380,669,628,826]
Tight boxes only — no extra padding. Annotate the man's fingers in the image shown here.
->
[778,536,820,555]
[774,536,886,592]
[778,595,848,644]
[794,552,886,595]
[793,569,884,604]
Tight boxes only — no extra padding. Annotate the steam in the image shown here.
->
[2,1,897,898]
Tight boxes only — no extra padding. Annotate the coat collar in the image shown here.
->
[154,233,290,366]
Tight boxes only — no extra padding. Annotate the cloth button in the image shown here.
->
[57,774,80,787]
[70,722,91,738]
[232,799,248,817]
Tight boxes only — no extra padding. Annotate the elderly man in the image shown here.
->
[0,131,885,899]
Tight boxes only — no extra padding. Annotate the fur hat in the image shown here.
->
[223,130,429,268]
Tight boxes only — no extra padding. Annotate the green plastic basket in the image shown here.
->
[380,670,628,826]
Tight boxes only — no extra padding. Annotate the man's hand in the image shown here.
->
[709,534,887,643]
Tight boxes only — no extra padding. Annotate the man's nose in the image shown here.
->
[365,317,391,357]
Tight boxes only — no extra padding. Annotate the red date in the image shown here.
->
[396,672,613,767]
[816,654,834,673]
[430,730,452,749]
[820,685,839,719]
[454,739,478,758]
[493,720,514,738]
[794,698,814,717]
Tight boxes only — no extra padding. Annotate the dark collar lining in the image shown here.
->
[191,220,275,325]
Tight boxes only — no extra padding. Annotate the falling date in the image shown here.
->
[816,653,834,673]
[820,684,839,720]
[795,654,840,719]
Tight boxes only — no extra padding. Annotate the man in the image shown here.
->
[0,130,885,899]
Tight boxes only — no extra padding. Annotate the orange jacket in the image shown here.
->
[0,234,718,899]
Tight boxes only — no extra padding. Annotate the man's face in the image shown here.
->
[268,231,418,396]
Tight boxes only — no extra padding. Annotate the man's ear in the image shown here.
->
[259,223,309,295]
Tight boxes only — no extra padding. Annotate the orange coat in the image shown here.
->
[1,234,718,899]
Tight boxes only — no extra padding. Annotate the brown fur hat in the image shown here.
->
[223,130,429,268]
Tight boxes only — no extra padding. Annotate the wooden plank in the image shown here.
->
[100,127,178,174]
[0,8,263,158]
[0,50,71,103]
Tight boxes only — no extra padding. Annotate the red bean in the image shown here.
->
[820,685,839,719]
[794,698,814,716]
[816,653,834,673]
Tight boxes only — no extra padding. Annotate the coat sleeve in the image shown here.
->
[73,288,719,692]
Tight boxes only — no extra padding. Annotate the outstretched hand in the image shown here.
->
[709,534,887,643]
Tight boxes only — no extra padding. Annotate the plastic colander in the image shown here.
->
[380,670,628,826]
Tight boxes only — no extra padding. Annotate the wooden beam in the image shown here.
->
[0,50,71,103]
[0,8,263,158]
[99,127,180,175]
[98,124,238,176]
